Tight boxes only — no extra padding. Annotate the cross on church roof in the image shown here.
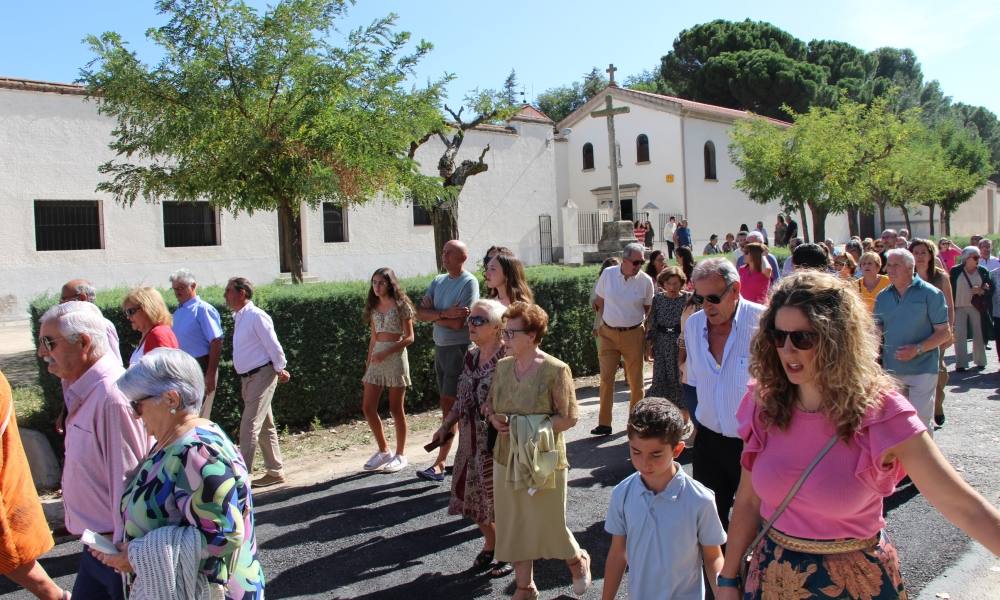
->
[606,63,617,87]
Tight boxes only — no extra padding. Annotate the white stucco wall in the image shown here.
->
[0,86,557,319]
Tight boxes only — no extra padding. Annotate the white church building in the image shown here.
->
[1,76,995,319]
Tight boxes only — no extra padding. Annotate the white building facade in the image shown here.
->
[0,78,558,319]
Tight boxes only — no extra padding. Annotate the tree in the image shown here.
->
[933,118,992,234]
[867,47,924,112]
[535,67,608,123]
[80,0,448,283]
[952,103,1000,183]
[623,69,673,95]
[806,39,876,104]
[408,85,519,270]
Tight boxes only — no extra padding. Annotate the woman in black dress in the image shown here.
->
[646,267,689,411]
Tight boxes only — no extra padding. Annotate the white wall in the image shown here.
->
[0,87,557,318]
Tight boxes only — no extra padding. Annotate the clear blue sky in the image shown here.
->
[2,0,996,115]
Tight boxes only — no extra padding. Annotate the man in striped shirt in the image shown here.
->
[684,258,765,530]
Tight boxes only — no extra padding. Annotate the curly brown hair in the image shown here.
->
[503,301,548,345]
[749,271,896,439]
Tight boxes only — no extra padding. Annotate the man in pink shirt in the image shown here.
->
[38,301,150,600]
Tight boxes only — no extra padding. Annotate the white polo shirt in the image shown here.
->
[595,266,655,328]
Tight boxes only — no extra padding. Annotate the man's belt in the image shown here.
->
[602,321,643,332]
[237,362,272,378]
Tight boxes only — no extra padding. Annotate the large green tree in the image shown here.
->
[81,0,447,282]
[952,103,1000,183]
[806,39,876,104]
[536,67,608,124]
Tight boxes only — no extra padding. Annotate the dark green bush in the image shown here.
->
[30,265,601,437]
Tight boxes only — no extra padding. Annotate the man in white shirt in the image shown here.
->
[592,243,655,435]
[225,277,291,488]
[664,216,678,259]
[978,239,1000,272]
[684,258,765,530]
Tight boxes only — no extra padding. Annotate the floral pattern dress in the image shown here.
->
[447,346,505,524]
[121,423,265,599]
[646,292,687,406]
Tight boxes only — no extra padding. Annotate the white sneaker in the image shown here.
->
[382,454,408,473]
[363,451,393,471]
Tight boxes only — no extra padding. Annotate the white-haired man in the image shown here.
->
[875,249,951,433]
[683,258,765,530]
[592,242,655,435]
[170,268,224,418]
[979,238,1000,272]
[38,301,150,600]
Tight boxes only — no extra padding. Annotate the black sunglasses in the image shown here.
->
[466,315,488,327]
[767,328,819,350]
[692,282,734,305]
[629,259,644,267]
[124,306,141,318]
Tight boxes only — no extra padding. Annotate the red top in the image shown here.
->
[738,264,770,304]
[144,324,179,352]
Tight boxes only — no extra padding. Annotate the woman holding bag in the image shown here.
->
[717,272,1000,599]
[949,246,994,371]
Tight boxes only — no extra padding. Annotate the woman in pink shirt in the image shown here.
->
[738,242,771,304]
[716,271,1000,599]
[938,237,961,270]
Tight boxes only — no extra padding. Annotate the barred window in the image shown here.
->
[323,203,349,242]
[582,143,595,170]
[34,200,103,251]
[413,203,432,226]
[636,134,650,163]
[704,141,718,180]
[163,201,220,247]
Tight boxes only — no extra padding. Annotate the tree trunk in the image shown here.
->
[797,202,810,243]
[431,196,460,272]
[278,200,304,283]
[846,207,860,238]
[901,205,912,235]
[876,199,887,235]
[944,210,952,236]
[925,203,935,237]
[807,201,828,243]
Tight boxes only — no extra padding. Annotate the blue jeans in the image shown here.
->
[73,550,126,600]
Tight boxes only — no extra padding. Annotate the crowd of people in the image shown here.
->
[2,226,1000,599]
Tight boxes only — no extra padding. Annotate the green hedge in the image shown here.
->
[30,265,601,438]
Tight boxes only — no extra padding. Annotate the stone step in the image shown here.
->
[275,274,321,284]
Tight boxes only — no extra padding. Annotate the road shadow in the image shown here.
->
[945,367,999,393]
[0,551,79,594]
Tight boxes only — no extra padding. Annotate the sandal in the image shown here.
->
[489,561,513,578]
[513,586,539,600]
[569,549,592,596]
[472,550,494,570]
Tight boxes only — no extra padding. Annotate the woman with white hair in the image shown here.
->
[429,298,509,576]
[949,246,995,371]
[90,348,264,599]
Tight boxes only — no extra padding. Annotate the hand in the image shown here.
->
[972,286,984,296]
[204,374,217,396]
[490,413,510,434]
[442,303,471,320]
[277,369,291,383]
[894,345,919,362]
[55,412,65,436]
[90,541,133,574]
[431,427,447,445]
[420,296,433,309]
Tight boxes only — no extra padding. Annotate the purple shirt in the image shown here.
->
[62,353,150,542]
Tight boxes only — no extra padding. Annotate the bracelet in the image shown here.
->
[717,574,740,588]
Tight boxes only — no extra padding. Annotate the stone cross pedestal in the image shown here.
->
[584,220,640,264]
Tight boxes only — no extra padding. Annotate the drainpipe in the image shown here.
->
[679,110,689,220]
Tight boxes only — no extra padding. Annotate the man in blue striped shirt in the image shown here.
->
[684,258,765,530]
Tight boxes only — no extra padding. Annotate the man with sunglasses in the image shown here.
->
[875,249,951,434]
[683,258,765,530]
[37,301,150,600]
[591,243,656,436]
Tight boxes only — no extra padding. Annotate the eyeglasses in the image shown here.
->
[502,328,527,340]
[767,328,819,350]
[467,315,488,327]
[39,335,67,352]
[129,395,155,414]
[629,259,645,267]
[692,282,734,305]
[124,306,141,318]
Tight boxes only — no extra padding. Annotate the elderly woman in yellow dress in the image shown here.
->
[487,302,591,600]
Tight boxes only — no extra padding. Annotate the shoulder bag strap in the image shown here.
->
[741,432,839,562]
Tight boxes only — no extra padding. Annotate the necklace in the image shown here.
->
[153,417,199,453]
[796,399,821,413]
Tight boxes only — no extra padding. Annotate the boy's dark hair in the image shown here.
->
[627,397,686,446]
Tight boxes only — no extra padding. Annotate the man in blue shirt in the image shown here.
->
[874,249,951,434]
[415,240,479,481]
[170,268,224,417]
[675,218,692,248]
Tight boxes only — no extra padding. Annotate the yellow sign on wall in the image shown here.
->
[665,174,675,183]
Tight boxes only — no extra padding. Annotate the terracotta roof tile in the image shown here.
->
[510,104,554,124]
[0,76,89,96]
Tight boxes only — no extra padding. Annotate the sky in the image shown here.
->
[1,0,997,116]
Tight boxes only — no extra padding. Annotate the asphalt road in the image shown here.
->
[3,353,998,599]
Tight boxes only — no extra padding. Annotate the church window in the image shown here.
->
[636,134,650,163]
[582,143,595,170]
[413,203,432,226]
[34,200,103,251]
[322,202,349,242]
[162,201,220,247]
[704,141,717,180]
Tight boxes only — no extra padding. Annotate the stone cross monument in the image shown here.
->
[583,63,639,264]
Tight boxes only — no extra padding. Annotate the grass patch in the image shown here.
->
[12,384,47,430]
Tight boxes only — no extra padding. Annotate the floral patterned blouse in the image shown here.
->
[121,423,264,599]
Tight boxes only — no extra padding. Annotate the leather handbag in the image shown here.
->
[962,270,989,314]
[738,433,839,588]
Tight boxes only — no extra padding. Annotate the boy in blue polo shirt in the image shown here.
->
[602,397,726,599]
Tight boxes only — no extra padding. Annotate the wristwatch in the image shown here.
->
[717,574,740,588]
[916,343,923,355]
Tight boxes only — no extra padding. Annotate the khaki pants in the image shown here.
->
[239,369,283,476]
[597,324,645,427]
[954,306,986,369]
